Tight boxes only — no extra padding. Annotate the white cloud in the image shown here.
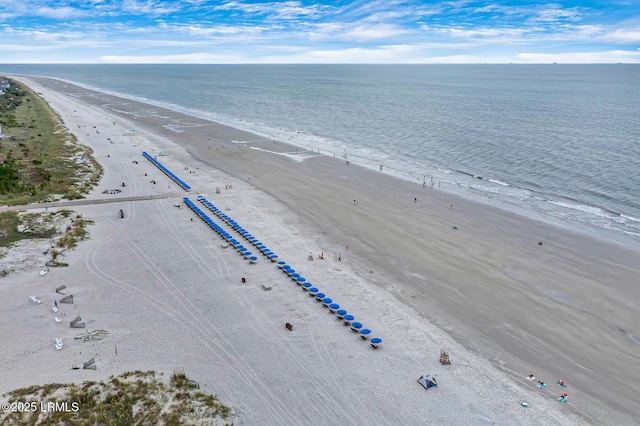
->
[342,24,408,41]
[531,6,581,23]
[604,27,640,43]
[101,52,249,63]
[214,1,329,19]
[516,50,640,63]
[445,27,527,39]
[122,0,182,15]
[36,6,86,19]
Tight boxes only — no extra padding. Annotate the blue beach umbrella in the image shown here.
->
[359,329,371,339]
[249,256,258,263]
[370,337,382,348]
[322,298,332,307]
[269,254,279,262]
[343,314,354,325]
[243,251,252,258]
[290,273,300,281]
[282,265,291,271]
[296,277,306,285]
[351,322,363,332]
[329,303,340,312]
[315,292,325,301]
[309,287,319,296]
[277,261,286,268]
[336,309,347,319]
[302,283,312,291]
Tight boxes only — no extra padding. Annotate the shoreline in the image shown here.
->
[2,75,639,425]
[5,72,640,252]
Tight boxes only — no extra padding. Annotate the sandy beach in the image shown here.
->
[1,75,639,425]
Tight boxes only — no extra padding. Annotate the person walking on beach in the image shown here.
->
[338,254,341,261]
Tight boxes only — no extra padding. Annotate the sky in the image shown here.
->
[1,0,639,64]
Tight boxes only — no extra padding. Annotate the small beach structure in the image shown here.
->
[83,357,97,370]
[70,316,86,328]
[417,374,438,390]
[440,349,451,365]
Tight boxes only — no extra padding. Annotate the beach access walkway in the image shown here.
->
[0,193,184,213]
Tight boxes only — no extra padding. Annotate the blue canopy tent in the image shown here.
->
[302,282,312,291]
[249,256,258,263]
[336,309,347,319]
[315,292,325,301]
[277,261,286,268]
[296,277,306,285]
[351,321,363,332]
[417,375,437,390]
[370,337,382,348]
[328,303,340,313]
[322,298,333,307]
[359,329,371,339]
[290,273,300,281]
[308,288,319,296]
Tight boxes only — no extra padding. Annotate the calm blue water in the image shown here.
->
[3,64,640,248]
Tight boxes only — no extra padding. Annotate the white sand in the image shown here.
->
[1,76,638,425]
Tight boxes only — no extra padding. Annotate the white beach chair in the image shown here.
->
[55,338,62,344]
[55,343,63,350]
[55,317,62,323]
[30,295,42,304]
[52,306,59,313]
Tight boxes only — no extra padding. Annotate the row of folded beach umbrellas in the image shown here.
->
[142,151,191,190]
[187,195,382,349]
[196,196,281,263]
[277,261,382,348]
[183,197,260,263]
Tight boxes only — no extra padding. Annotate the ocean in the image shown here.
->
[2,64,640,248]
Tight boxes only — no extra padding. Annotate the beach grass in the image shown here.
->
[0,209,93,275]
[0,370,233,425]
[0,78,102,206]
